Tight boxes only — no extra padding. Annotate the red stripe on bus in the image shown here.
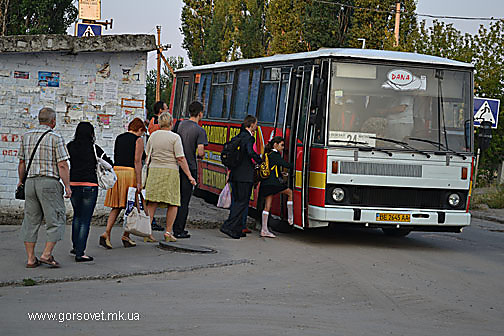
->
[309,148,327,172]
[308,188,325,207]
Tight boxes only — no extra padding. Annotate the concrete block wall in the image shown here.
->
[0,51,148,219]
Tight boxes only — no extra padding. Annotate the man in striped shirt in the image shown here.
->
[18,108,71,268]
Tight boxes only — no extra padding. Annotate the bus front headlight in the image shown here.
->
[332,188,345,202]
[448,193,461,207]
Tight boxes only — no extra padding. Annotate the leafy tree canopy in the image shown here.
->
[5,0,77,35]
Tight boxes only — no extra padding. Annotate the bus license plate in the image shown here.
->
[376,213,411,222]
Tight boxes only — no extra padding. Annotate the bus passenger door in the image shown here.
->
[291,65,317,228]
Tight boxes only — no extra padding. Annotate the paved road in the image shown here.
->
[1,217,503,336]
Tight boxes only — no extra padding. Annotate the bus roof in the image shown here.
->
[177,48,473,73]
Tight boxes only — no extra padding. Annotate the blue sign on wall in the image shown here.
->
[76,23,102,37]
[474,97,500,129]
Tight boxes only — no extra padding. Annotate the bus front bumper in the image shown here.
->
[307,205,471,231]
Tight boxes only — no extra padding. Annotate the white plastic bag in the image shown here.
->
[217,183,232,209]
[93,145,117,190]
[124,190,152,237]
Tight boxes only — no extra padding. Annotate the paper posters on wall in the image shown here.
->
[56,102,67,112]
[14,71,30,79]
[97,114,111,128]
[105,106,118,115]
[130,62,146,84]
[122,69,131,83]
[103,82,118,102]
[66,96,84,104]
[72,84,88,97]
[40,87,56,101]
[102,129,114,139]
[67,105,83,120]
[87,77,96,101]
[121,98,144,109]
[96,63,110,83]
[30,105,44,119]
[17,96,31,105]
[38,71,60,87]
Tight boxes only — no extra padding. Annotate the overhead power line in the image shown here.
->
[312,0,504,21]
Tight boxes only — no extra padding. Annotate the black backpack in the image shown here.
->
[221,135,242,169]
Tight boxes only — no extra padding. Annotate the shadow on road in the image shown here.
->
[274,224,464,252]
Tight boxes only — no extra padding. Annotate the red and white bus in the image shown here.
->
[171,49,474,236]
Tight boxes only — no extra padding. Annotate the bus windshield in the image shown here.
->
[328,62,472,153]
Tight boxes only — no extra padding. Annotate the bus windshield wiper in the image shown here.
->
[329,139,393,156]
[408,137,467,159]
[369,136,431,158]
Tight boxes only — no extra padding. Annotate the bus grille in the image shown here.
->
[339,162,422,178]
[325,185,467,210]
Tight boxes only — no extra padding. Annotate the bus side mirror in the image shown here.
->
[464,120,471,150]
[478,120,492,152]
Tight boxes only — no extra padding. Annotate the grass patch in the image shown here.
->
[22,278,37,286]
[472,186,504,209]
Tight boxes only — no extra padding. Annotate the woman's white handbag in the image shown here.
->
[124,192,152,237]
[93,145,117,190]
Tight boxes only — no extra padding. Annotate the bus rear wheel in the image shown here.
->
[382,228,411,237]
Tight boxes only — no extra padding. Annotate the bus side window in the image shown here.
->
[232,68,260,119]
[194,73,212,117]
[297,71,311,141]
[277,71,291,126]
[174,78,190,118]
[258,67,281,123]
[209,71,233,119]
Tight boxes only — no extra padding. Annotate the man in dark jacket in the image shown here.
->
[220,115,262,239]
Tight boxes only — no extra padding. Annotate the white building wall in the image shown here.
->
[0,51,148,216]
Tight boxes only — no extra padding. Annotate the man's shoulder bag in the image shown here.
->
[16,129,52,200]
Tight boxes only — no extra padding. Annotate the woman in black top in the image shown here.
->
[67,122,113,262]
[259,136,294,238]
[101,118,148,249]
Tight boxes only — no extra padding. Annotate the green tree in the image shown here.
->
[302,0,353,50]
[266,0,307,54]
[412,20,475,62]
[472,20,504,180]
[5,0,77,35]
[236,0,268,59]
[181,0,215,66]
[145,56,185,120]
[347,0,418,50]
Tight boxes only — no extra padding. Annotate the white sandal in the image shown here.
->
[260,230,276,238]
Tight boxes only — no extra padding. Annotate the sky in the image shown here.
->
[69,0,503,69]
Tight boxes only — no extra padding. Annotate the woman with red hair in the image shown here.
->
[99,118,152,249]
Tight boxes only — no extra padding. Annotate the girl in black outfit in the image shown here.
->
[67,122,113,262]
[259,136,294,238]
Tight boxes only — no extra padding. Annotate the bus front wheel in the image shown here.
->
[382,228,411,237]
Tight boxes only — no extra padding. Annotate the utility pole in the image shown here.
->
[394,1,401,47]
[156,26,162,102]
[155,26,174,103]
